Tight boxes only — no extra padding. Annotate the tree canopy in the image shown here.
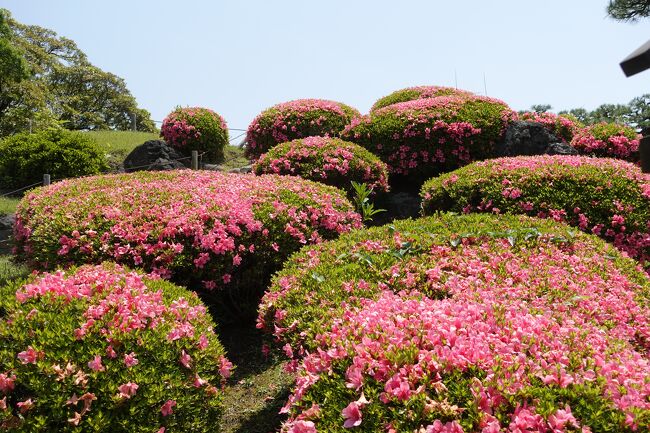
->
[607,0,650,21]
[0,8,155,136]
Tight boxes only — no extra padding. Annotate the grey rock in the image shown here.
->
[0,214,14,230]
[495,121,578,157]
[123,140,189,173]
[228,165,253,174]
[203,164,225,172]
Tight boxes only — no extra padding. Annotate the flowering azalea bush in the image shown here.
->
[571,122,641,161]
[420,156,650,268]
[245,99,360,160]
[370,85,475,113]
[252,136,389,195]
[160,107,229,163]
[13,171,361,317]
[341,95,516,187]
[0,263,231,432]
[518,111,582,143]
[256,214,650,432]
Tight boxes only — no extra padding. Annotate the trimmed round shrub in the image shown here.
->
[518,111,583,143]
[252,136,389,195]
[571,122,641,161]
[160,107,229,164]
[245,99,360,160]
[370,85,475,113]
[14,170,361,317]
[255,214,650,432]
[0,129,108,190]
[0,263,230,432]
[341,95,517,187]
[420,155,650,268]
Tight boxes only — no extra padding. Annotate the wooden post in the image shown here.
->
[191,151,199,170]
[640,129,650,174]
[43,174,51,186]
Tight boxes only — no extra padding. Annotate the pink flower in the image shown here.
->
[117,382,139,399]
[88,355,105,372]
[342,401,363,428]
[219,356,233,379]
[179,350,192,369]
[160,399,176,416]
[17,398,34,413]
[288,420,317,433]
[17,346,42,364]
[124,352,139,367]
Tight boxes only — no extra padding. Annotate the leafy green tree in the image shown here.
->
[626,94,650,131]
[558,108,591,124]
[0,8,154,136]
[0,9,31,131]
[530,104,552,113]
[589,103,631,124]
[607,0,650,21]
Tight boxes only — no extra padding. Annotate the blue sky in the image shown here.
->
[4,0,649,132]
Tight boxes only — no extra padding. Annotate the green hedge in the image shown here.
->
[0,129,108,190]
[420,155,650,269]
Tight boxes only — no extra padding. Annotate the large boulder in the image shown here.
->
[123,140,189,172]
[494,121,578,157]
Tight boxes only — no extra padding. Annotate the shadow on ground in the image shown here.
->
[219,323,293,433]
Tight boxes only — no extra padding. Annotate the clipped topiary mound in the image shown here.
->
[420,155,650,267]
[245,99,360,160]
[0,129,108,190]
[281,290,649,432]
[370,85,475,113]
[0,263,230,432]
[256,214,650,432]
[252,136,389,195]
[518,111,582,143]
[14,170,361,317]
[571,122,641,161]
[160,107,229,163]
[341,95,516,186]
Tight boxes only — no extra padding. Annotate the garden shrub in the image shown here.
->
[341,95,516,187]
[370,85,475,113]
[160,107,229,164]
[0,129,108,190]
[571,122,641,161]
[420,155,650,268]
[14,170,361,318]
[518,111,583,143]
[252,136,389,195]
[0,263,230,432]
[255,214,650,432]
[245,99,360,160]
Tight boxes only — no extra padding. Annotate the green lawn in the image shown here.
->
[0,197,20,215]
[85,130,250,172]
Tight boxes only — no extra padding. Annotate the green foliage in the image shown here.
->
[530,104,552,113]
[0,10,154,136]
[350,181,385,222]
[0,129,108,189]
[607,0,650,21]
[0,263,228,432]
[559,94,650,131]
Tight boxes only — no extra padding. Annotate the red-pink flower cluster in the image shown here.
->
[14,171,361,292]
[245,99,360,160]
[571,123,641,161]
[342,95,516,184]
[518,111,581,143]
[421,156,650,269]
[280,236,650,431]
[161,107,227,149]
[0,264,228,431]
[253,136,390,193]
